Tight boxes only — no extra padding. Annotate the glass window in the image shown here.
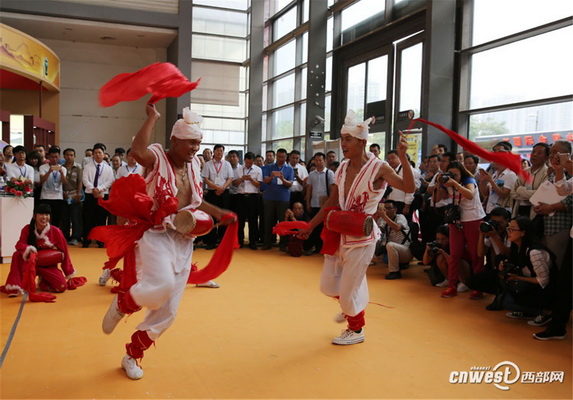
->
[470,26,573,109]
[272,107,294,139]
[299,102,307,137]
[326,17,333,53]
[398,42,422,114]
[269,0,293,16]
[325,55,332,92]
[472,0,573,46]
[273,73,296,108]
[347,62,366,121]
[273,6,297,41]
[301,32,308,65]
[341,0,385,32]
[9,115,24,146]
[192,35,247,62]
[324,94,331,133]
[270,138,294,151]
[273,39,296,76]
[367,55,387,103]
[300,67,307,100]
[302,0,309,24]
[469,102,573,150]
[191,94,246,119]
[193,7,248,37]
[193,0,249,11]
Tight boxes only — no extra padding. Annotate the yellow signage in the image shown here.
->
[0,23,60,91]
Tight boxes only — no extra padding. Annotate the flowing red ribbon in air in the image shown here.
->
[99,62,200,107]
[408,118,531,181]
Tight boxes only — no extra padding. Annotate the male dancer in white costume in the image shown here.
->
[102,104,235,379]
[299,110,415,345]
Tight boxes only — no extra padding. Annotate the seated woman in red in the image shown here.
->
[1,203,75,297]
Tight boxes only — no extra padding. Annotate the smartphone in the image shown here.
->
[558,152,570,165]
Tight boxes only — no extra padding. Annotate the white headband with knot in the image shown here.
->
[340,109,372,140]
[170,107,203,140]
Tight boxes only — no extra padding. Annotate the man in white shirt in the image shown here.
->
[385,150,414,216]
[233,152,263,249]
[305,152,335,254]
[39,146,67,227]
[82,144,115,247]
[478,152,518,214]
[117,148,146,179]
[288,150,308,207]
[5,146,34,183]
[201,144,234,250]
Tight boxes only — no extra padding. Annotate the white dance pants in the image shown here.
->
[131,229,194,341]
[320,242,376,317]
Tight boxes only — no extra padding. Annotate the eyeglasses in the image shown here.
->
[506,227,522,232]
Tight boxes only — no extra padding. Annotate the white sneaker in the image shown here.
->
[457,282,469,293]
[435,279,449,288]
[99,269,112,286]
[196,281,220,288]
[121,355,143,380]
[332,329,365,345]
[334,312,346,323]
[102,295,125,334]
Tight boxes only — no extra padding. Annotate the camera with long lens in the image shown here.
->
[427,240,441,257]
[499,261,521,279]
[479,219,499,233]
[439,172,453,184]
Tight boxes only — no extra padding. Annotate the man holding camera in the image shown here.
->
[478,152,518,215]
[288,150,308,207]
[375,200,413,280]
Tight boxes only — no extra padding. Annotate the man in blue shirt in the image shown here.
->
[262,148,294,250]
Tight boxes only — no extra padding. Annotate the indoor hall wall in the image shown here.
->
[40,38,167,161]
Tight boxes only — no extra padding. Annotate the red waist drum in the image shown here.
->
[173,209,214,237]
[36,249,64,266]
[325,210,374,237]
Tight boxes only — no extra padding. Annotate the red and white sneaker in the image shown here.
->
[122,355,143,379]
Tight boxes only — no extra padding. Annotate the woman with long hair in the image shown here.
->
[433,160,486,298]
[501,216,554,325]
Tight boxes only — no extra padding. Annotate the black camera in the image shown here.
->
[479,219,499,233]
[439,172,453,184]
[499,261,521,279]
[427,240,441,256]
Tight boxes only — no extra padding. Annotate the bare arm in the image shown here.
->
[131,104,160,169]
[379,132,415,193]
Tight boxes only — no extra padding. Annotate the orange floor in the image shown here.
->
[1,245,571,399]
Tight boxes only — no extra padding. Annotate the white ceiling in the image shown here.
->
[1,12,178,48]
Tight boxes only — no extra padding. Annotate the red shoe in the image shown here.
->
[469,290,483,300]
[441,287,457,298]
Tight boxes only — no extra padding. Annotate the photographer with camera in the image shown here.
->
[464,207,511,309]
[374,200,413,280]
[422,225,471,288]
[433,161,486,299]
[497,216,554,327]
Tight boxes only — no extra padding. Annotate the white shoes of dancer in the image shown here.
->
[122,355,143,380]
[102,295,125,334]
[332,329,365,345]
[99,269,111,286]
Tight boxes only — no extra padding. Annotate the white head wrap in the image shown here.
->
[170,107,203,140]
[340,109,372,140]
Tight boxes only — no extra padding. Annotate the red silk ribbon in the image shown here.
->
[22,253,56,303]
[99,62,200,107]
[409,118,531,181]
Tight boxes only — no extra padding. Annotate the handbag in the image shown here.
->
[443,194,462,224]
[36,249,64,267]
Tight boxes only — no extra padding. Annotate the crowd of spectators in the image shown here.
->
[1,137,571,340]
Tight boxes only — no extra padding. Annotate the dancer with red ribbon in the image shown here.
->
[294,110,415,345]
[94,104,237,380]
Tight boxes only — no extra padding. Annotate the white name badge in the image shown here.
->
[276,177,283,185]
[215,177,224,186]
